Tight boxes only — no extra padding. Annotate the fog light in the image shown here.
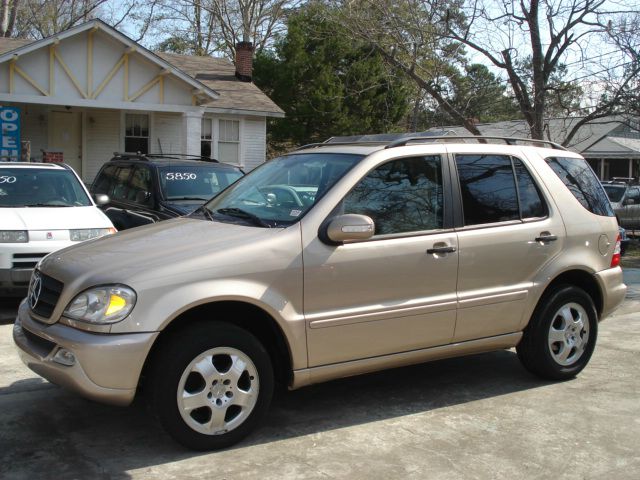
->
[52,348,76,366]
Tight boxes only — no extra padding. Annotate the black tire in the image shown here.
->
[517,285,598,380]
[147,322,274,450]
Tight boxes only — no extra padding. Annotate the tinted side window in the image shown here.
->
[456,155,518,225]
[628,187,640,201]
[514,159,547,218]
[545,157,614,217]
[343,156,443,235]
[93,165,117,195]
[111,166,132,201]
[128,166,152,205]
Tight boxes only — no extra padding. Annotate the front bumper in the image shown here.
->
[0,239,73,294]
[13,300,158,406]
[595,266,627,320]
[0,267,32,295]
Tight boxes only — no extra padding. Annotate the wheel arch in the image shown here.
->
[537,269,603,318]
[140,300,294,390]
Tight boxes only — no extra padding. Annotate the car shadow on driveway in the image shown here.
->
[0,349,553,479]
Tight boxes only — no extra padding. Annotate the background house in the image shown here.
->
[427,118,640,181]
[329,118,640,181]
[0,20,283,182]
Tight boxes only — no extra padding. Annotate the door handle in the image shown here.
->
[535,233,558,243]
[427,245,457,254]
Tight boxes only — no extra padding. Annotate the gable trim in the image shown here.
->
[0,19,219,102]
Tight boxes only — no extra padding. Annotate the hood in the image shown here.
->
[40,217,288,287]
[0,206,113,230]
[161,201,202,216]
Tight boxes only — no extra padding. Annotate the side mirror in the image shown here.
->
[624,198,636,206]
[323,214,375,244]
[93,193,109,206]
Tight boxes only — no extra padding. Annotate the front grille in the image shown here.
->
[12,253,48,269]
[31,272,64,319]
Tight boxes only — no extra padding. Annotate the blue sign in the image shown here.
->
[1,106,21,161]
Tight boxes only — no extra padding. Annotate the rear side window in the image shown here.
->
[545,157,614,217]
[514,159,546,218]
[455,155,547,226]
[602,184,626,203]
[628,187,640,201]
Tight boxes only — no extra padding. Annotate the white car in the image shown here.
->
[0,162,115,296]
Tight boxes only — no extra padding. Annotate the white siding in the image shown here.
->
[20,104,49,161]
[243,118,266,171]
[85,110,120,182]
[152,113,182,154]
[1,28,201,110]
[182,112,202,156]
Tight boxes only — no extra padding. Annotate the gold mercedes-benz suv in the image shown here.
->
[14,137,626,450]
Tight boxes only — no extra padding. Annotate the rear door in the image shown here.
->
[452,151,564,342]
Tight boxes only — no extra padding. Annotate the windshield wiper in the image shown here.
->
[168,196,209,201]
[193,205,214,221]
[215,207,271,228]
[26,203,72,207]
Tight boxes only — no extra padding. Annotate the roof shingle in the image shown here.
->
[157,52,283,116]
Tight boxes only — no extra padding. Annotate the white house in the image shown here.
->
[0,19,283,182]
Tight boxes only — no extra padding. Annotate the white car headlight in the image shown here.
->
[70,228,116,241]
[63,285,136,324]
[0,230,28,242]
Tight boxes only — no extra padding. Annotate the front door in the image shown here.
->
[303,155,458,367]
[48,111,82,175]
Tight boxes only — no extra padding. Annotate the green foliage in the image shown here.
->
[156,36,195,55]
[416,63,521,128]
[253,3,410,146]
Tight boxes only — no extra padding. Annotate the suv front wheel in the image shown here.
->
[517,285,598,380]
[148,322,274,450]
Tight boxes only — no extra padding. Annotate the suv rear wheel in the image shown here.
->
[517,285,598,380]
[148,322,274,450]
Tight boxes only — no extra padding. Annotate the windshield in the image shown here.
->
[202,153,363,227]
[602,184,626,203]
[0,167,91,207]
[159,165,243,201]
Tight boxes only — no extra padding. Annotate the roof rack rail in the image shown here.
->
[112,151,146,159]
[145,153,220,163]
[294,141,389,151]
[111,152,219,163]
[384,136,568,150]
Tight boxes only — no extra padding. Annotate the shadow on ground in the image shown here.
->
[0,349,551,479]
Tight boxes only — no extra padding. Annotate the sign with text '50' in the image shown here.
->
[1,106,21,161]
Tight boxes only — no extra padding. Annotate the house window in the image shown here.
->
[218,119,240,164]
[125,114,149,154]
[201,117,213,158]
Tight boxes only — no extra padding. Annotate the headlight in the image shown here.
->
[0,230,28,243]
[63,285,136,324]
[70,228,116,241]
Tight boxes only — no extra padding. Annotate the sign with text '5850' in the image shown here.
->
[1,106,21,161]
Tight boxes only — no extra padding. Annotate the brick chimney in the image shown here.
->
[235,41,254,82]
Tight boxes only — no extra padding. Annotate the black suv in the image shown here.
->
[90,153,244,230]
